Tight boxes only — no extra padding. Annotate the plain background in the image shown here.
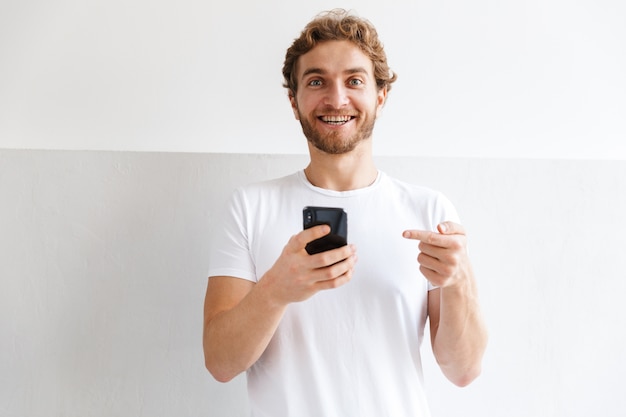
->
[1,0,625,158]
[2,151,626,417]
[1,1,626,416]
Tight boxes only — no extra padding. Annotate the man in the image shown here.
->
[203,9,487,416]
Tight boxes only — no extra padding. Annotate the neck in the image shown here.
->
[304,141,377,191]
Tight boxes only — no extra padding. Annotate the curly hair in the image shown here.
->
[282,9,397,97]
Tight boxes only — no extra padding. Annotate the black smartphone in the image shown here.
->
[302,206,348,254]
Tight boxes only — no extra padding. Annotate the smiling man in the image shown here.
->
[290,39,384,156]
[203,9,487,417]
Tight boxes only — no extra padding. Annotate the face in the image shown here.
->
[290,40,387,155]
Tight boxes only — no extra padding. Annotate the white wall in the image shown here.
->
[1,0,625,158]
[2,150,626,416]
[2,1,626,415]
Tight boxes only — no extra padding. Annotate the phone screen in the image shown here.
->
[302,206,348,254]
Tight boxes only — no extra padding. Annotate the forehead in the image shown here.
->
[296,40,374,79]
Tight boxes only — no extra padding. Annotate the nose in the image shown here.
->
[324,81,350,109]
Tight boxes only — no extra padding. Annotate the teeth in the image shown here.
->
[321,115,352,124]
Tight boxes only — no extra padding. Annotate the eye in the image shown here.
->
[348,78,364,86]
[308,79,322,87]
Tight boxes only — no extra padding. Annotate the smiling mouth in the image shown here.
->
[319,115,355,126]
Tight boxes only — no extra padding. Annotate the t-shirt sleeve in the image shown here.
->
[207,188,258,282]
[436,191,461,225]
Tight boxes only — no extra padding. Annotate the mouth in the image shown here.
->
[318,115,355,126]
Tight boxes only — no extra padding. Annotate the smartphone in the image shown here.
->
[302,206,348,254]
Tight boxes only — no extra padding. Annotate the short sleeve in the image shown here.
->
[207,188,258,282]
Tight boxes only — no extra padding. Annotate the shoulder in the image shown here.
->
[229,172,300,202]
[380,172,446,201]
[236,172,299,194]
[379,172,459,221]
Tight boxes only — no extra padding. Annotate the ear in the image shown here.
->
[375,86,388,118]
[289,91,300,120]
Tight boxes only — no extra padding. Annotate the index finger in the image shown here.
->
[402,229,446,246]
[293,224,331,249]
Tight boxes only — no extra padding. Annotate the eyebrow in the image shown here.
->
[301,67,370,79]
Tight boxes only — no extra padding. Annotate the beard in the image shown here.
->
[297,110,376,155]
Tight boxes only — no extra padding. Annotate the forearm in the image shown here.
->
[203,280,287,382]
[432,272,488,387]
[204,229,356,382]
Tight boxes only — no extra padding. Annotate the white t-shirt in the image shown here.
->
[208,170,460,417]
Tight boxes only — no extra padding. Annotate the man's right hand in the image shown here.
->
[203,225,357,381]
[259,224,357,306]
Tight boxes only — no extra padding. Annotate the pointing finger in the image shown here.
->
[402,228,464,249]
[402,229,441,245]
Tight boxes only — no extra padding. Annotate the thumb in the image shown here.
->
[437,221,465,235]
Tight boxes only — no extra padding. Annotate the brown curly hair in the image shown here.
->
[282,9,397,98]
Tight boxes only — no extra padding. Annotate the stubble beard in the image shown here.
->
[298,111,376,155]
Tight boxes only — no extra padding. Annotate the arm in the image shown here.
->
[203,276,284,383]
[403,222,488,387]
[203,225,357,382]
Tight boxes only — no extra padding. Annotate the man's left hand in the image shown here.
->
[402,221,471,288]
